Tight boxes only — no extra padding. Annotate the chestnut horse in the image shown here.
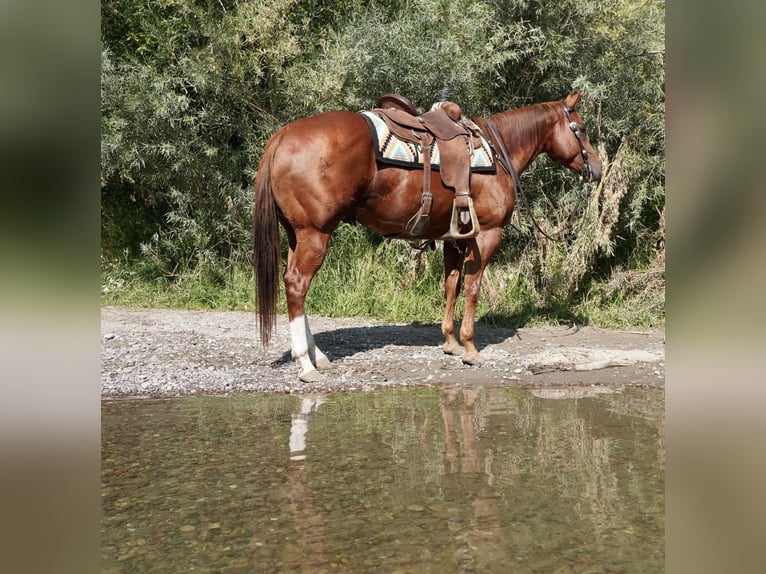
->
[253,92,602,382]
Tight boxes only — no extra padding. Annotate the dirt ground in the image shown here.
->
[101,306,664,397]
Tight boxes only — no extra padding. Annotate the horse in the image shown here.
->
[253,91,602,382]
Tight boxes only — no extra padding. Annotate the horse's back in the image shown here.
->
[275,110,374,163]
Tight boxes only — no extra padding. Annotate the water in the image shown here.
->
[102,386,664,573]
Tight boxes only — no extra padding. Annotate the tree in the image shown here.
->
[101,0,664,322]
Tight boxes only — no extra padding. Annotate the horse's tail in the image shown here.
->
[252,135,282,346]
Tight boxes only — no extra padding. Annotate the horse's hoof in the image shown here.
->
[299,369,323,383]
[315,356,332,370]
[443,342,463,356]
[461,352,484,366]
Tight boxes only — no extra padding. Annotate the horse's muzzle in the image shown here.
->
[584,160,602,183]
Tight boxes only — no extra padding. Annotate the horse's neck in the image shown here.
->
[487,104,556,174]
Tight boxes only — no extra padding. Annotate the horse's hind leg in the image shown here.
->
[284,229,332,382]
[290,315,331,379]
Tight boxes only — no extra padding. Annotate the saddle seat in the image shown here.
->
[375,94,483,239]
[377,93,418,116]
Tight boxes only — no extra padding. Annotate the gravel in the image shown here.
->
[101,306,665,397]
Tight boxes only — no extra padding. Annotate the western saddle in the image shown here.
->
[374,93,484,239]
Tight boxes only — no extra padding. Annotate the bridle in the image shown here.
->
[563,104,593,183]
[481,103,596,243]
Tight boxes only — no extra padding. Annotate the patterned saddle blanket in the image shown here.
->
[360,110,496,173]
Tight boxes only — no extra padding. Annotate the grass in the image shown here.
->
[101,260,255,310]
[101,239,664,330]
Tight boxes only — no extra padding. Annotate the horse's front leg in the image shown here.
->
[441,240,465,355]
[459,229,503,365]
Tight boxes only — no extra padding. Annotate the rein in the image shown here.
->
[483,117,564,243]
[482,105,593,243]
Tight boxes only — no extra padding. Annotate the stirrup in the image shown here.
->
[443,197,480,239]
[403,190,433,237]
[404,213,430,236]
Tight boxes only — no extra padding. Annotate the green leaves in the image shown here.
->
[102,0,664,323]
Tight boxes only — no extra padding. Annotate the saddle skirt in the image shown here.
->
[360,110,496,173]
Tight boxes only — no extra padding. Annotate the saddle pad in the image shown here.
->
[360,111,496,173]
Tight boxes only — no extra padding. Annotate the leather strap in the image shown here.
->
[484,117,566,243]
[404,132,434,236]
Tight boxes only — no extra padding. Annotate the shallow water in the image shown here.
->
[102,386,664,573]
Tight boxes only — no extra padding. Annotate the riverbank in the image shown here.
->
[101,306,665,397]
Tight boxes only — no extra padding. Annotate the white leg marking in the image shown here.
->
[289,395,327,460]
[290,315,321,381]
[304,316,331,369]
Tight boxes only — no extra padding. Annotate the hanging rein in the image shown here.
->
[484,104,593,243]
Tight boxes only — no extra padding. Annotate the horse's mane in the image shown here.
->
[485,101,561,150]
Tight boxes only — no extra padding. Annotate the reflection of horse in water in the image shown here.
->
[289,395,325,461]
[280,395,328,572]
[274,388,513,571]
[442,386,481,473]
[440,386,512,572]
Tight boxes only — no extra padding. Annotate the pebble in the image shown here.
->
[101,307,665,397]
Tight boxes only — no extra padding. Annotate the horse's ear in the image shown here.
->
[565,91,581,108]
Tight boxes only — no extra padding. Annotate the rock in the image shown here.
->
[100,307,665,396]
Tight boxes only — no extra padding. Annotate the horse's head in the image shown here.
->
[546,92,602,183]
